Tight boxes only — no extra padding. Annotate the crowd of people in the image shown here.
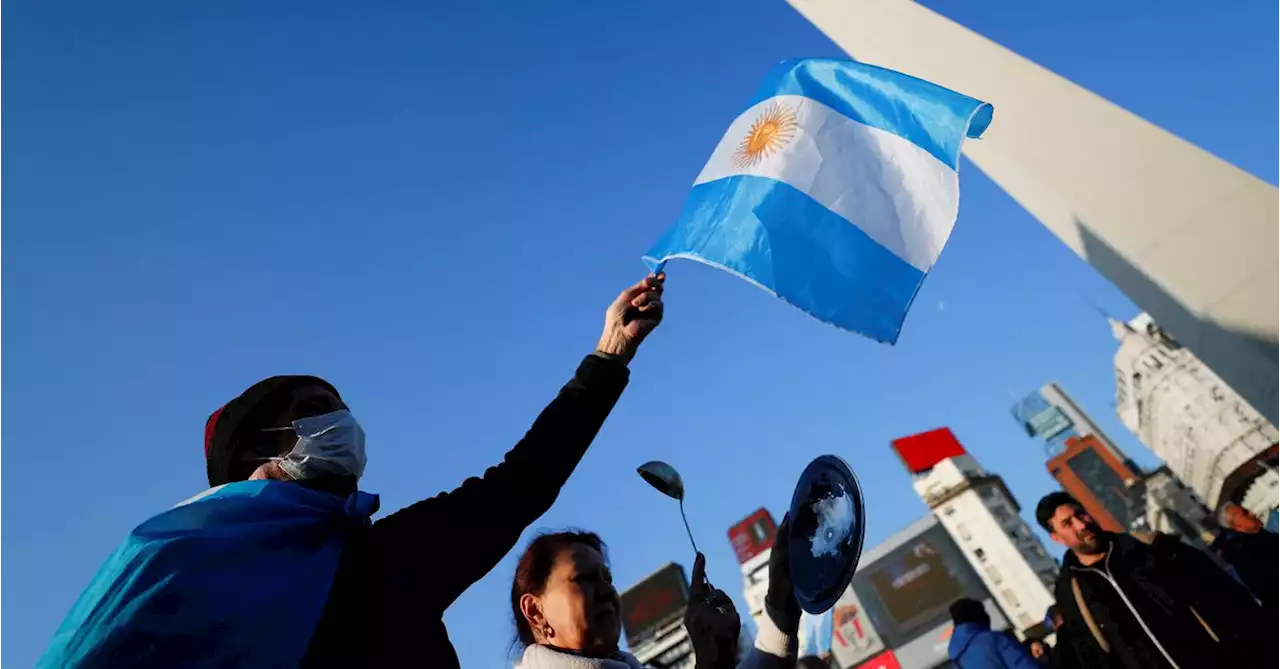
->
[38,273,1280,669]
[40,274,808,669]
[945,492,1277,669]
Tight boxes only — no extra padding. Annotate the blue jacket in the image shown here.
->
[948,623,1040,669]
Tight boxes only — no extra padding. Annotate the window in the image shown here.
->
[984,564,1002,584]
[942,505,956,517]
[974,547,987,562]
[1002,588,1020,607]
[956,523,972,541]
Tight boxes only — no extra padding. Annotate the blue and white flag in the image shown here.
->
[645,59,992,343]
[39,481,378,669]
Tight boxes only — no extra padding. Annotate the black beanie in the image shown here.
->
[204,375,341,487]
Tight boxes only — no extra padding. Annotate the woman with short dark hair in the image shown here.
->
[510,519,803,669]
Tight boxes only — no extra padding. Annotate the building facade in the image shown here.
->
[621,563,694,669]
[892,429,1059,636]
[1045,435,1141,533]
[1113,313,1279,518]
[1011,383,1134,471]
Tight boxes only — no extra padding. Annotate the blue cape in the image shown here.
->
[40,481,378,668]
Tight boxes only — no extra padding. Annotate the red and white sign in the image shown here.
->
[727,508,777,564]
[855,650,901,669]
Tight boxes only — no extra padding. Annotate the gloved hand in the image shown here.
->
[685,553,741,669]
[764,514,802,634]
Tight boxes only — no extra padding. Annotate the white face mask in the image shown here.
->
[267,409,367,481]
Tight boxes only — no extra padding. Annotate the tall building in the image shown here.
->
[1011,383,1134,470]
[620,563,694,669]
[784,0,1278,426]
[892,428,1058,636]
[1045,435,1141,533]
[1113,313,1279,519]
[1132,466,1217,550]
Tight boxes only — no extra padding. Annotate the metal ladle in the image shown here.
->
[637,460,699,555]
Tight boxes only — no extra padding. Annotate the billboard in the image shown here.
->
[830,584,885,668]
[619,563,688,647]
[891,428,966,474]
[850,523,988,648]
[728,508,777,564]
[1011,388,1081,455]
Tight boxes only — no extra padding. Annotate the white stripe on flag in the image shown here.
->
[695,94,959,273]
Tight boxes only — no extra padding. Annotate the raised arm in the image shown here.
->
[371,275,665,610]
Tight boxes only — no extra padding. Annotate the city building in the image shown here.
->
[1011,383,1135,471]
[1045,435,1141,533]
[1113,313,1279,520]
[784,0,1278,427]
[892,428,1058,637]
[620,562,693,669]
[1131,466,1217,550]
[830,514,1011,669]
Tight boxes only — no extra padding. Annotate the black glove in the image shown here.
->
[764,514,802,633]
[685,552,741,669]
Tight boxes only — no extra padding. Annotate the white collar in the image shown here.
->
[513,644,646,669]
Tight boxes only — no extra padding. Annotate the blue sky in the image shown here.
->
[3,1,1275,666]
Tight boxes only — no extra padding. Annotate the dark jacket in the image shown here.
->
[301,354,630,667]
[1053,532,1274,669]
[1212,529,1278,614]
[948,623,1040,669]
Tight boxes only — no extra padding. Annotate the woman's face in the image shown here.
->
[530,544,621,654]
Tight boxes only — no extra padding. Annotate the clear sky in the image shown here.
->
[3,1,1276,666]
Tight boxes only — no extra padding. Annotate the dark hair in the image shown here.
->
[949,598,990,627]
[1023,637,1050,654]
[1035,491,1081,532]
[510,531,609,649]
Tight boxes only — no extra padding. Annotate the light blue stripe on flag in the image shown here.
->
[644,58,992,343]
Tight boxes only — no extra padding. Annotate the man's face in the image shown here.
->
[1048,504,1105,555]
[1224,504,1263,533]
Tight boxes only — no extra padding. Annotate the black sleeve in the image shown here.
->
[1159,534,1272,648]
[368,353,630,610]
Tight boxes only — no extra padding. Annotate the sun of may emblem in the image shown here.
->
[732,102,798,168]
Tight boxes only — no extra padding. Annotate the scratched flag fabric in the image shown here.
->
[644,58,992,343]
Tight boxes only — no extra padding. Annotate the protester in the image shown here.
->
[1021,638,1051,666]
[41,275,665,669]
[510,517,802,669]
[1036,491,1274,669]
[946,598,1040,669]
[1210,501,1278,614]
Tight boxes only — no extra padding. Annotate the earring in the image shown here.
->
[542,623,555,640]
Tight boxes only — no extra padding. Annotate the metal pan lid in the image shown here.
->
[786,454,867,614]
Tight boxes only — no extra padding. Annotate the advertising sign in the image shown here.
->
[619,563,688,647]
[728,508,777,565]
[891,428,966,474]
[854,649,901,669]
[850,523,989,648]
[830,585,884,668]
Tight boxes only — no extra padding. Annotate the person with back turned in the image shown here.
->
[40,275,665,669]
[1036,491,1274,669]
[946,598,1040,669]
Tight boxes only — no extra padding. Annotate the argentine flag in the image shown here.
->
[645,59,992,343]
